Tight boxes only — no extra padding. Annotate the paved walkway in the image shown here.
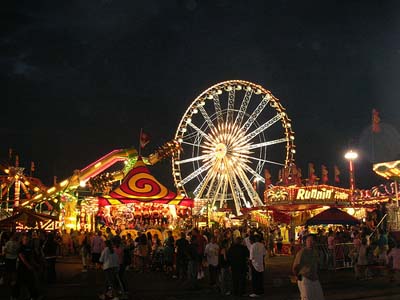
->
[2,255,400,299]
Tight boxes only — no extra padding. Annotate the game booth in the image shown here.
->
[93,158,194,236]
[264,185,361,255]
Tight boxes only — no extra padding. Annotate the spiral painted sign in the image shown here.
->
[110,160,176,201]
[98,159,193,207]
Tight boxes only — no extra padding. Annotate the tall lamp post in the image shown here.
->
[344,150,358,200]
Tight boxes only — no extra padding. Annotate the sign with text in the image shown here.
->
[265,185,351,206]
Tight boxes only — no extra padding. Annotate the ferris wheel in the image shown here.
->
[172,80,295,215]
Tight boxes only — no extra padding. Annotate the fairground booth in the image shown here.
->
[91,159,194,235]
[263,183,386,254]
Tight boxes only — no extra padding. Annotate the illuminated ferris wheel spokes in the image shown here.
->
[173,80,295,215]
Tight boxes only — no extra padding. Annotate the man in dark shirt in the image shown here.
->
[13,234,41,300]
[43,233,58,283]
[175,232,189,280]
[292,235,325,300]
[228,237,249,296]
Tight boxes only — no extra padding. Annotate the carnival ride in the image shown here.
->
[172,80,295,215]
[2,140,183,230]
[0,163,48,209]
[21,140,181,207]
[373,160,400,232]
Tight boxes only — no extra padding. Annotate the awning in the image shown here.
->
[305,207,360,226]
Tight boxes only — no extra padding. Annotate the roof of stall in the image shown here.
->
[98,158,193,207]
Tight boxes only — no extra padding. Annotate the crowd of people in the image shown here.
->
[0,230,58,300]
[2,219,400,300]
[86,226,269,298]
[0,226,271,299]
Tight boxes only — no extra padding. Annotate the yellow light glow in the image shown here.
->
[373,160,400,180]
[60,180,69,187]
[79,181,86,187]
[47,187,56,193]
[33,194,43,200]
[24,181,30,186]
[94,162,102,168]
[4,169,9,174]
[347,208,355,215]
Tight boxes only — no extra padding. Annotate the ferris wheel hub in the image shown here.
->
[214,143,227,159]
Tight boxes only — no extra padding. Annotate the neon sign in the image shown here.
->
[296,187,349,201]
[265,185,351,205]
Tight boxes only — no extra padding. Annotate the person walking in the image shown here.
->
[91,231,105,269]
[113,236,128,298]
[219,238,232,296]
[249,234,266,297]
[187,235,200,289]
[42,233,58,284]
[355,237,369,280]
[292,235,325,300]
[163,231,175,277]
[137,233,149,273]
[276,231,283,254]
[3,233,19,287]
[61,229,72,257]
[99,240,120,299]
[204,236,219,287]
[12,234,42,300]
[227,236,249,297]
[80,233,91,271]
[175,232,189,280]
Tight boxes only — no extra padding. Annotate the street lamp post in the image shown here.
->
[344,150,358,200]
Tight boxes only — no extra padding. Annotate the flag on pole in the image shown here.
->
[139,131,150,149]
[372,109,381,133]
[334,165,340,184]
[308,163,317,185]
[15,155,19,167]
[30,161,35,173]
[321,165,329,184]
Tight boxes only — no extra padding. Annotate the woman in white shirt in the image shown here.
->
[3,233,19,285]
[249,234,266,297]
[99,239,120,296]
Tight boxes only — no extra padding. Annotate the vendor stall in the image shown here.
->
[96,158,193,231]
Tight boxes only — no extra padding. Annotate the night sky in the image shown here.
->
[2,0,400,190]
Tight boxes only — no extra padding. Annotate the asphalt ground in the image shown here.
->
[1,255,400,300]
